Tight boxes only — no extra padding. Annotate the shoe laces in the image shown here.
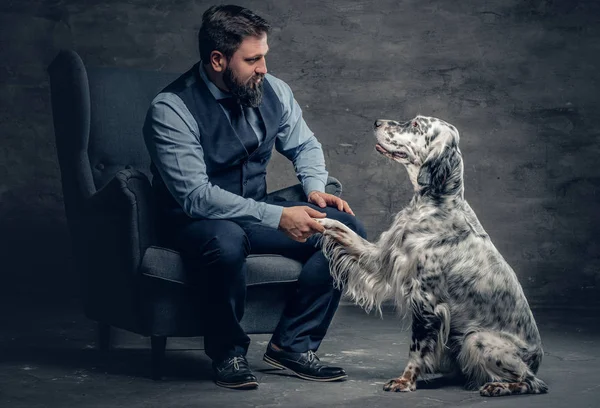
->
[228,356,246,372]
[307,350,320,363]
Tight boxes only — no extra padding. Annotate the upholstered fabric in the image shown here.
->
[140,247,303,287]
[86,66,177,190]
[139,247,303,336]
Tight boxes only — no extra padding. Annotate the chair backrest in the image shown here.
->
[48,50,179,215]
[86,64,179,190]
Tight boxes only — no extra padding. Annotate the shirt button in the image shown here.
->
[243,180,248,186]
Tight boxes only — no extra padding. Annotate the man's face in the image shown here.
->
[223,33,269,107]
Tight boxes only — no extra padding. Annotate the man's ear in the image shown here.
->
[210,50,226,72]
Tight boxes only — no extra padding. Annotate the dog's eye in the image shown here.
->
[413,122,419,128]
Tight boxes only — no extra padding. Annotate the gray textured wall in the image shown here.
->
[1,0,599,309]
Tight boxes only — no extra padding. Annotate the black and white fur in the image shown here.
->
[317,116,548,397]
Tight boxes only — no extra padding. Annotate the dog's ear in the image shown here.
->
[417,146,457,187]
[416,161,432,187]
[417,128,462,195]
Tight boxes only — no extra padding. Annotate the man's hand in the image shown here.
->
[308,191,355,215]
[279,206,326,242]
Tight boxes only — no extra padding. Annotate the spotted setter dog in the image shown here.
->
[317,116,548,397]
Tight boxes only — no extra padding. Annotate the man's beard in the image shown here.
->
[223,66,264,108]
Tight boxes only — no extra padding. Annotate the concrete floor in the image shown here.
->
[1,295,598,408]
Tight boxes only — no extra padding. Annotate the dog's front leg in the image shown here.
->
[315,218,372,257]
[316,217,391,311]
[384,305,448,392]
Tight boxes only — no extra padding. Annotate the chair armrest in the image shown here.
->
[84,168,156,273]
[266,176,343,202]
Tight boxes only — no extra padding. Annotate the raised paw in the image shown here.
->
[480,382,511,397]
[314,218,355,246]
[383,378,416,392]
[314,217,347,230]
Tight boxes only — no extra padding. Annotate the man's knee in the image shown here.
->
[203,222,250,270]
[351,217,368,239]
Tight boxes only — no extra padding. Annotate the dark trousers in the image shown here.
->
[159,201,367,362]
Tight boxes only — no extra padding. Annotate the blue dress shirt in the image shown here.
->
[143,65,328,229]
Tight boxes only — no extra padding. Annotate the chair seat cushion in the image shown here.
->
[139,246,303,286]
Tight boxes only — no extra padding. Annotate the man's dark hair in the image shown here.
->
[198,5,270,63]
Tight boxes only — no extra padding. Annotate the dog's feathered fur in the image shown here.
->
[317,116,547,397]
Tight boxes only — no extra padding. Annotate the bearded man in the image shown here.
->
[143,4,366,389]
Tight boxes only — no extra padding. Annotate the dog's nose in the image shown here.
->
[374,120,384,128]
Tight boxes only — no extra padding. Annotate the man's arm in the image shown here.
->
[269,75,329,197]
[142,93,283,228]
[269,75,353,214]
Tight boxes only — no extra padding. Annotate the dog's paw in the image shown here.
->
[479,382,511,397]
[383,378,416,392]
[315,218,355,246]
[314,217,346,230]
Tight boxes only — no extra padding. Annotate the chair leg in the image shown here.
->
[151,336,167,380]
[98,322,111,351]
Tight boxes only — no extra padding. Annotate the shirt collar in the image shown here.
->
[198,63,231,100]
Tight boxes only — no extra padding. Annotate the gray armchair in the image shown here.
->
[47,50,343,380]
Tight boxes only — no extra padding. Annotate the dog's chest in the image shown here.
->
[386,205,458,296]
[388,205,438,252]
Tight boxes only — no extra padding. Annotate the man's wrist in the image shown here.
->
[303,179,326,199]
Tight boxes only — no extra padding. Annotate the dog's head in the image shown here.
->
[373,115,463,198]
